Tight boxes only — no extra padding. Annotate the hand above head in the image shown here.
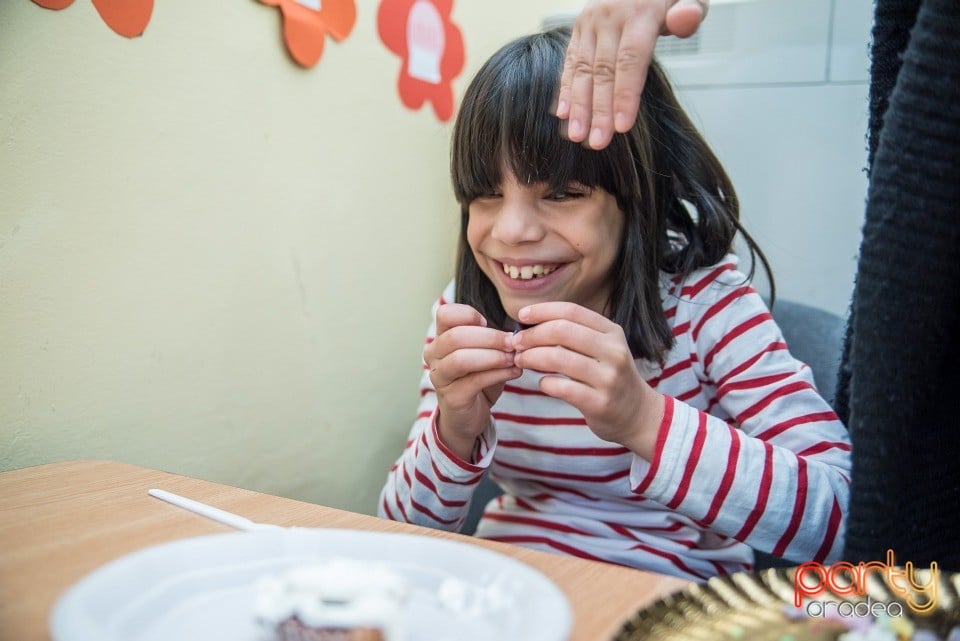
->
[556,0,708,150]
[511,302,666,460]
[424,303,521,461]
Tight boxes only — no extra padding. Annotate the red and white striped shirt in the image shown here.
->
[378,258,850,580]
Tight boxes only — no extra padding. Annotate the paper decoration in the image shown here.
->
[31,0,153,38]
[260,0,357,68]
[377,0,464,122]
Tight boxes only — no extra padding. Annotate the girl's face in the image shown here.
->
[467,169,625,321]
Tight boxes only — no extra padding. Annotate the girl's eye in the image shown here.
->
[547,188,585,202]
[476,190,502,200]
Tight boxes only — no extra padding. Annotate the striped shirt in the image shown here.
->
[378,258,851,580]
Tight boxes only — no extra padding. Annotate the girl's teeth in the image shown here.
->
[502,264,556,280]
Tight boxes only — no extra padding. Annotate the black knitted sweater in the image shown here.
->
[835,0,960,567]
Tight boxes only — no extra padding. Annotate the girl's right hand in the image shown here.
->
[424,304,521,461]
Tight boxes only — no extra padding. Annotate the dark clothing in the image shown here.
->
[836,0,960,567]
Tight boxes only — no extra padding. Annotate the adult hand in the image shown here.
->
[424,304,521,461]
[512,302,665,459]
[556,0,708,150]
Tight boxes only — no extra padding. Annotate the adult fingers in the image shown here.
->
[566,25,597,144]
[665,0,707,38]
[556,24,582,120]
[610,16,660,134]
[586,17,623,149]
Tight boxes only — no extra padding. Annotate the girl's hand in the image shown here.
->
[424,304,522,461]
[512,302,666,460]
[557,0,708,150]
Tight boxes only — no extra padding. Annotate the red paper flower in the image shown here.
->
[31,0,153,38]
[377,0,465,122]
[259,0,357,69]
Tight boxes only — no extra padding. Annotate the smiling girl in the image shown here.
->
[378,28,850,580]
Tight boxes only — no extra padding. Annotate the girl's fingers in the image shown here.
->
[513,318,608,361]
[538,374,600,415]
[442,367,523,407]
[514,345,602,387]
[429,324,514,360]
[430,348,516,389]
[435,303,487,336]
[517,301,614,333]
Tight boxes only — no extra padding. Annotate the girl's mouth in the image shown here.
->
[494,260,566,290]
[499,262,559,280]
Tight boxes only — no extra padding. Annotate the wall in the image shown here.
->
[0,0,570,513]
[0,1,869,514]
[660,0,872,316]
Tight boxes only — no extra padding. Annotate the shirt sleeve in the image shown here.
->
[377,282,498,531]
[629,262,850,563]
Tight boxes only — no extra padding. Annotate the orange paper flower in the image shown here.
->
[260,0,357,69]
[31,0,153,38]
[377,0,465,122]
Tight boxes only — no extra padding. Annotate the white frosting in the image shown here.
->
[436,577,512,618]
[255,559,408,641]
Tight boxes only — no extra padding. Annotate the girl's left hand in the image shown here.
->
[512,302,666,460]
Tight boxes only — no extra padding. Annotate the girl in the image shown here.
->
[378,28,850,580]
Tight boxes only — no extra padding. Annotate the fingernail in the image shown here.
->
[614,112,628,131]
[512,332,523,349]
[590,127,603,148]
[506,352,516,365]
[480,316,487,327]
[518,307,531,321]
[557,99,568,115]
[568,119,582,140]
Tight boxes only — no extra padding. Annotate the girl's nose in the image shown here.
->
[490,197,545,245]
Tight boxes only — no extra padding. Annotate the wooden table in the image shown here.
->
[0,460,690,641]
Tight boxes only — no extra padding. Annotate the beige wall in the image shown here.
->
[0,0,579,512]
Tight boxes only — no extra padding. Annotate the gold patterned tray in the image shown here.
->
[613,566,960,641]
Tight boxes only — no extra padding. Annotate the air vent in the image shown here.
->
[655,4,738,58]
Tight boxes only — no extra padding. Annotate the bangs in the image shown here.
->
[452,29,637,205]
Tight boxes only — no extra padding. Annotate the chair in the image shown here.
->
[459,299,846,569]
[771,298,845,407]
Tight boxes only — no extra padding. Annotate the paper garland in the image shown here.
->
[31,0,153,38]
[377,0,465,122]
[259,0,357,68]
[29,0,466,123]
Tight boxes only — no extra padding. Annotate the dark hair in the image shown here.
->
[450,27,773,362]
